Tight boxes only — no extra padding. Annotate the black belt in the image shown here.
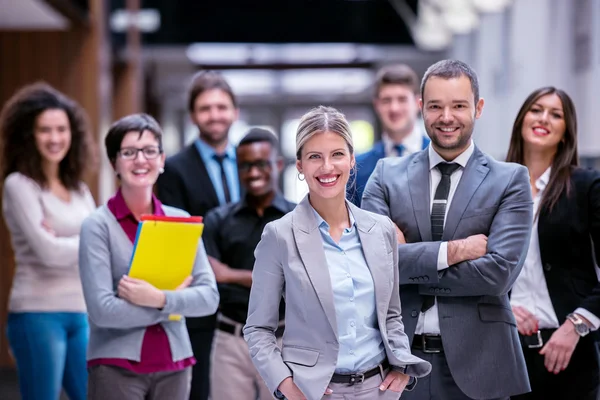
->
[330,360,389,385]
[519,328,557,349]
[216,320,284,338]
[412,334,444,353]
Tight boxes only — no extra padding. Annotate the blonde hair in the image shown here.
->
[295,106,354,160]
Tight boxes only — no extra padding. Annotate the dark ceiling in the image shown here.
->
[109,0,419,46]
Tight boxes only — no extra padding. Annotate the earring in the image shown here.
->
[298,172,305,181]
[159,167,164,174]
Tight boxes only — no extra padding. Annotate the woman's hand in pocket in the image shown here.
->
[379,370,410,393]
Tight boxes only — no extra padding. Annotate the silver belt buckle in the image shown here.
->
[348,373,365,386]
[422,335,442,354]
[527,330,543,349]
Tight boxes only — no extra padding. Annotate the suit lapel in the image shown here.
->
[443,148,490,240]
[292,196,338,336]
[351,203,389,324]
[408,151,432,241]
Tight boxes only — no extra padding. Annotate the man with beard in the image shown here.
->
[361,59,533,400]
[156,70,240,400]
[347,64,429,206]
[202,128,294,400]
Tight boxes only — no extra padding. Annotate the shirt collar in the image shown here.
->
[111,188,165,220]
[194,138,236,161]
[382,125,424,156]
[428,140,475,170]
[536,167,552,192]
[311,205,356,233]
[233,192,291,215]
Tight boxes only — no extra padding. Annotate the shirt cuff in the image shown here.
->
[574,308,600,331]
[437,242,450,271]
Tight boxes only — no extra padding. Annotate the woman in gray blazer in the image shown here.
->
[244,106,431,400]
[78,114,219,400]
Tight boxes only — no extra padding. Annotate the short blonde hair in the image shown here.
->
[295,106,354,160]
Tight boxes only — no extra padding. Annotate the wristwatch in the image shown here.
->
[566,313,590,337]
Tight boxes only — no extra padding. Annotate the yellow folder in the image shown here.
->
[128,215,204,320]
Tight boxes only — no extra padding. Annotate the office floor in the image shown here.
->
[0,368,68,400]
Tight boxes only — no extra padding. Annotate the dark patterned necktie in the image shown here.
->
[394,144,405,156]
[213,154,231,204]
[422,162,461,312]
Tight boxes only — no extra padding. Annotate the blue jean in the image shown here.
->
[6,312,89,400]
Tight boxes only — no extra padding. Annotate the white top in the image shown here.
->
[382,124,426,157]
[416,141,475,335]
[510,168,600,330]
[2,172,95,312]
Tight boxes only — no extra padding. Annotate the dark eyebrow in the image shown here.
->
[532,103,564,112]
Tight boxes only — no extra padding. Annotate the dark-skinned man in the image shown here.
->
[202,128,295,400]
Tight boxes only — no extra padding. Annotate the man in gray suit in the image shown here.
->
[362,59,533,400]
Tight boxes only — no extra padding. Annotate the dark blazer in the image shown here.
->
[347,136,430,206]
[156,144,219,218]
[156,143,239,329]
[538,167,600,337]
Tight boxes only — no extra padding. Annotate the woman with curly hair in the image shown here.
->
[0,82,96,400]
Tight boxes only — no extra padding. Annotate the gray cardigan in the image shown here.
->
[78,204,219,362]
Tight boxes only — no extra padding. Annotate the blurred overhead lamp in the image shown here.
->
[472,0,513,13]
[186,43,250,64]
[110,9,160,33]
[439,0,480,34]
[412,0,452,51]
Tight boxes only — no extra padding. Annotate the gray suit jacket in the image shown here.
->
[362,147,533,399]
[243,196,431,400]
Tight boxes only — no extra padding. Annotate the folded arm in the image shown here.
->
[79,216,167,329]
[242,223,291,395]
[3,174,79,268]
[419,166,533,297]
[161,240,220,317]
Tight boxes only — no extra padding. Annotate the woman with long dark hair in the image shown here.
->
[0,82,96,400]
[507,87,600,400]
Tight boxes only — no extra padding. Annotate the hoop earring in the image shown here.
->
[298,173,305,181]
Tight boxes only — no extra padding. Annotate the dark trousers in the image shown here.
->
[187,315,216,400]
[404,349,509,400]
[512,331,599,400]
[87,365,191,400]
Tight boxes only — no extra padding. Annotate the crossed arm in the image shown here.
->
[362,163,533,298]
[79,216,219,329]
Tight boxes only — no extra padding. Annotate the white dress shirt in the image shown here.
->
[510,168,600,330]
[416,141,475,335]
[382,124,426,157]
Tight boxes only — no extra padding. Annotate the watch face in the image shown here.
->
[576,324,590,336]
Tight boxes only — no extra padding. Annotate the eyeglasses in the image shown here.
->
[118,146,162,160]
[238,160,272,172]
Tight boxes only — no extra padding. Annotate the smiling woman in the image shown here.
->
[78,113,219,400]
[507,87,600,400]
[0,82,96,400]
[244,106,430,400]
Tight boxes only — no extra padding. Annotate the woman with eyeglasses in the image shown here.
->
[0,83,95,400]
[78,113,219,400]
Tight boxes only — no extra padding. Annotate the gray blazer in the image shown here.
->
[243,196,431,400]
[78,205,219,362]
[362,147,533,399]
